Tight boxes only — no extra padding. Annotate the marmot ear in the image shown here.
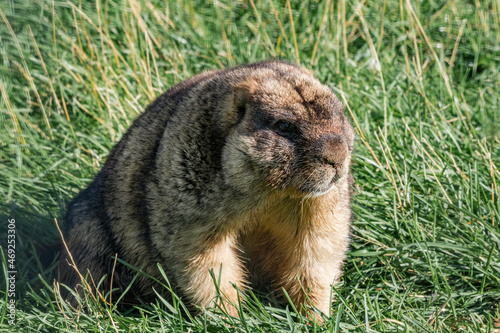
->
[232,80,258,124]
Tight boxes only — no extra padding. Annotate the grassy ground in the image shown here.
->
[0,0,499,331]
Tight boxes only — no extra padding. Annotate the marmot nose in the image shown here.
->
[314,134,348,168]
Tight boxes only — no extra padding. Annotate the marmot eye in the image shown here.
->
[274,120,295,133]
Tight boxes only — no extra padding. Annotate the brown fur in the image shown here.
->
[58,61,355,318]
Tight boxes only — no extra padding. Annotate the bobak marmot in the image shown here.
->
[58,61,355,318]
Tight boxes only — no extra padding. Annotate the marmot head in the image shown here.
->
[222,63,355,198]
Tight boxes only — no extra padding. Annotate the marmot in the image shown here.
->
[58,61,355,318]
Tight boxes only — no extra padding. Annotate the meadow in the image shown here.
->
[0,0,499,331]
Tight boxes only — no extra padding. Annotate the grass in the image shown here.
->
[0,0,499,331]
